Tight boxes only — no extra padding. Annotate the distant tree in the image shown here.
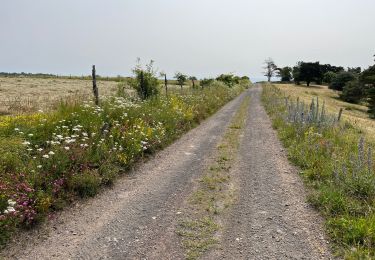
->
[130,59,159,100]
[263,58,277,82]
[319,64,344,74]
[329,71,357,91]
[276,67,292,82]
[323,71,337,84]
[298,62,322,86]
[188,76,197,88]
[360,64,375,117]
[292,64,301,85]
[360,65,375,86]
[174,72,187,89]
[241,76,250,80]
[340,80,364,103]
[348,67,362,74]
[216,74,239,87]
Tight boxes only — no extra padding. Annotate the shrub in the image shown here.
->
[340,80,364,104]
[130,59,159,100]
[329,71,356,91]
[216,74,240,87]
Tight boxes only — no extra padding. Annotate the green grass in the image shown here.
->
[177,94,250,259]
[262,84,375,259]
[0,81,247,249]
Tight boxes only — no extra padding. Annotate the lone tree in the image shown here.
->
[174,72,187,89]
[263,58,277,82]
[276,66,292,82]
[188,76,197,88]
[295,62,322,86]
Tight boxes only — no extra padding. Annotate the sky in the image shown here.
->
[1,0,375,81]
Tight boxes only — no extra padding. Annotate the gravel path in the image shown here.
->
[2,85,333,259]
[1,91,249,260]
[208,85,332,259]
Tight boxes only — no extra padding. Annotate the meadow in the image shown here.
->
[262,83,375,258]
[0,77,121,115]
[0,78,247,248]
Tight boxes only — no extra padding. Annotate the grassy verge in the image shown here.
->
[261,83,375,259]
[0,81,247,248]
[177,94,250,259]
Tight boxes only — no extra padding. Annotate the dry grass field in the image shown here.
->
[274,83,375,142]
[0,77,120,115]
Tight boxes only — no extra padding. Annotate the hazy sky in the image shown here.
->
[1,0,375,81]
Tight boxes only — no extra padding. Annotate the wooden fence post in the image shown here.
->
[164,74,168,97]
[140,70,145,99]
[92,65,99,105]
[337,108,343,122]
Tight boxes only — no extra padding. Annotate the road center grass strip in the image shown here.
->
[177,94,250,260]
[0,82,247,249]
[261,83,375,259]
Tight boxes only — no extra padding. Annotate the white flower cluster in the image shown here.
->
[3,199,16,214]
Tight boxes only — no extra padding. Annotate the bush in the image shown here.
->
[130,60,159,100]
[340,80,364,103]
[216,74,240,87]
[329,71,356,91]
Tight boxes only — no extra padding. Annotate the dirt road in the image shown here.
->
[2,85,332,259]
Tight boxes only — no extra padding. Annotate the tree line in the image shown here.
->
[264,56,375,118]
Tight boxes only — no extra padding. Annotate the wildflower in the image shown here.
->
[37,165,42,168]
[22,141,31,145]
[64,146,70,150]
[27,148,33,151]
[48,151,55,155]
[37,148,43,152]
[8,199,16,207]
[14,128,20,131]
[42,154,50,159]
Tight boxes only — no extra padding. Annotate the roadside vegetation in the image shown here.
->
[0,61,250,248]
[177,94,250,259]
[262,83,375,258]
